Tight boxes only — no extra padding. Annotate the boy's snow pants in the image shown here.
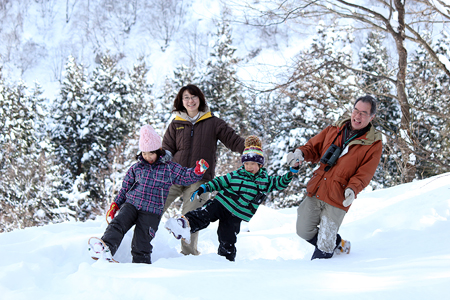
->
[185,200,242,261]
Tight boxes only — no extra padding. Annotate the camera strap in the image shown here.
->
[342,122,372,148]
[323,123,370,172]
[330,128,343,146]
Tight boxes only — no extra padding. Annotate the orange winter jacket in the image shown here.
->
[299,118,382,212]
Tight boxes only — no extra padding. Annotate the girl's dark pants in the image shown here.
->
[185,200,242,261]
[102,203,161,264]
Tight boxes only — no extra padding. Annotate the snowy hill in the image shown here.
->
[1,173,449,300]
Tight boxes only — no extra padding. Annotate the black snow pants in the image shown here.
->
[185,200,242,261]
[102,203,161,264]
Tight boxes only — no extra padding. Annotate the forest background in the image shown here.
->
[0,0,449,232]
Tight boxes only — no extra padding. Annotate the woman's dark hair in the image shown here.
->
[136,148,166,162]
[354,95,377,116]
[172,84,207,113]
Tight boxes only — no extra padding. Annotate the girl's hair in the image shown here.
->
[172,84,207,113]
[136,148,166,162]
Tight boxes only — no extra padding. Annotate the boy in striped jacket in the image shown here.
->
[165,135,298,261]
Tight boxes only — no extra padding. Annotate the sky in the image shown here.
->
[0,172,449,300]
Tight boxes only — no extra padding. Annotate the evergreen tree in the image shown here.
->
[105,57,156,208]
[203,14,246,134]
[407,31,450,178]
[358,31,401,188]
[266,22,357,207]
[0,69,62,232]
[128,57,155,127]
[50,55,92,220]
[81,54,139,216]
[201,12,250,175]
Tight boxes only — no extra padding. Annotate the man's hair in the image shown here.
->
[354,95,377,116]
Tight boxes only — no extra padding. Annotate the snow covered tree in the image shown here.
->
[202,11,251,175]
[407,31,450,178]
[80,54,139,216]
[104,57,157,208]
[0,68,62,232]
[357,31,401,188]
[203,13,246,133]
[50,55,93,220]
[128,57,155,126]
[51,55,159,221]
[142,0,186,51]
[266,22,357,207]
[240,0,450,183]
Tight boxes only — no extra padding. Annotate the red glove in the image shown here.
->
[106,202,119,223]
[194,159,209,175]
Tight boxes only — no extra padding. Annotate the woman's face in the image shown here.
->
[182,90,200,117]
[142,152,158,164]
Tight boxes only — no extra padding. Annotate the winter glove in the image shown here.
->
[190,184,207,202]
[106,202,119,223]
[343,188,355,207]
[194,159,209,175]
[287,149,304,167]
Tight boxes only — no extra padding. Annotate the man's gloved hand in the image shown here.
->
[194,159,209,175]
[287,149,304,167]
[106,202,119,223]
[343,188,355,207]
[190,184,207,202]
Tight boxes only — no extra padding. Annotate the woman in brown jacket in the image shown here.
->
[162,84,245,256]
[288,95,382,260]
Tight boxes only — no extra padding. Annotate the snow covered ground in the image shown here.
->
[1,173,449,300]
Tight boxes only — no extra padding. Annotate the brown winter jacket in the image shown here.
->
[162,107,245,182]
[298,117,382,212]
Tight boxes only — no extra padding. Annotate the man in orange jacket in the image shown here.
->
[287,95,382,259]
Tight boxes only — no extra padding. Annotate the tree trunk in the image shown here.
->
[394,0,416,183]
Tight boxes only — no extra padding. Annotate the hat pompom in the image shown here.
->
[244,135,261,148]
[139,125,162,152]
[241,135,264,165]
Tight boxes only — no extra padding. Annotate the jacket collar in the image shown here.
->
[334,117,382,146]
[174,106,212,123]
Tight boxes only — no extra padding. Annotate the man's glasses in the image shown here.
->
[352,107,370,118]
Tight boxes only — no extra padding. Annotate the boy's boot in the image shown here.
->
[165,215,191,243]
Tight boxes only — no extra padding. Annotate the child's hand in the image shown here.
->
[106,202,119,224]
[290,166,300,174]
[194,159,209,175]
[190,184,207,202]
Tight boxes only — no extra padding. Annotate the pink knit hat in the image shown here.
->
[139,125,162,152]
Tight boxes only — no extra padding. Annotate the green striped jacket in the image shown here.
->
[205,166,293,222]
